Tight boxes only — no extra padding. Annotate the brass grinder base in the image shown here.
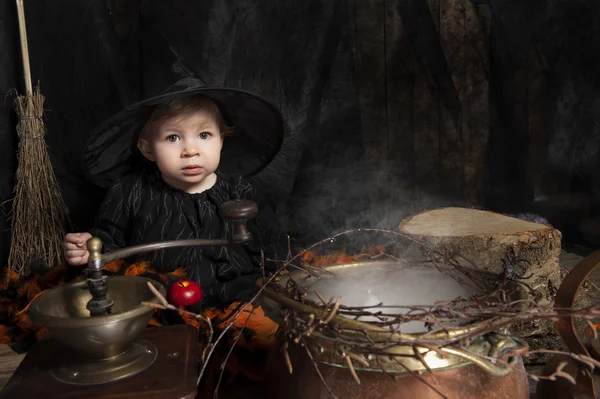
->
[0,325,199,399]
[51,341,158,385]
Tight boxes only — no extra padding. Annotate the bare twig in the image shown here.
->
[346,351,370,367]
[543,362,576,385]
[284,341,293,374]
[213,307,255,399]
[302,338,340,399]
[586,319,598,340]
[146,281,169,307]
[344,355,361,384]
[141,301,167,310]
[323,300,340,324]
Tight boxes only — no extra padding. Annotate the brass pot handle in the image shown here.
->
[549,250,600,398]
[441,333,529,377]
[555,250,600,359]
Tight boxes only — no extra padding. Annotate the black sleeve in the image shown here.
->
[89,179,130,252]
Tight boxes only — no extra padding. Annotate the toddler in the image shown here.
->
[64,88,288,306]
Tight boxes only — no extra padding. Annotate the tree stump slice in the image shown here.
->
[399,207,565,363]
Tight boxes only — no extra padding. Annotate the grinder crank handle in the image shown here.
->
[85,199,259,271]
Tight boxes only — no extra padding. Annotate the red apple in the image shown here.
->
[167,280,203,307]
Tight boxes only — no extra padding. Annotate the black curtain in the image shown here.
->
[0,0,366,269]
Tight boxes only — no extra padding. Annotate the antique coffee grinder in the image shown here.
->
[0,199,259,399]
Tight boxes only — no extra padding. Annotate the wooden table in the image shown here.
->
[0,325,198,399]
[0,250,595,399]
[0,346,25,389]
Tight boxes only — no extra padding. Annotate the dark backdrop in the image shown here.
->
[2,0,600,269]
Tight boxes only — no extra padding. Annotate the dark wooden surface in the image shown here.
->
[350,0,587,215]
[0,346,25,390]
[353,0,492,211]
[0,324,198,399]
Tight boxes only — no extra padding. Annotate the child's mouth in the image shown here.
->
[182,165,204,175]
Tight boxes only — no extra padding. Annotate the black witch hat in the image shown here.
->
[82,77,286,188]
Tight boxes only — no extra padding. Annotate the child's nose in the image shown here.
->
[182,143,199,157]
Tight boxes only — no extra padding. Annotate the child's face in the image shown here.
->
[137,110,223,193]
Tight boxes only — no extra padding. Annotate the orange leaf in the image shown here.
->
[14,313,37,333]
[214,303,279,352]
[170,268,187,278]
[584,323,600,337]
[104,259,124,273]
[5,269,20,282]
[17,279,42,301]
[180,311,200,330]
[300,244,394,267]
[14,289,49,317]
[0,269,20,290]
[148,319,163,328]
[124,262,151,276]
[370,245,385,255]
[203,308,221,320]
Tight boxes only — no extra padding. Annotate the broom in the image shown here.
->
[7,0,71,276]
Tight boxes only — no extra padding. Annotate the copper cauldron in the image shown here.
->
[258,260,530,399]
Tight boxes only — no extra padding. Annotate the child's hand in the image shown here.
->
[63,232,93,265]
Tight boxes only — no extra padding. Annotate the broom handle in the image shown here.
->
[15,0,33,95]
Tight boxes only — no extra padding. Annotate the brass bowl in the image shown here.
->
[28,276,166,360]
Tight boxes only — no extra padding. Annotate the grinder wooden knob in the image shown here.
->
[219,200,259,244]
[219,199,258,221]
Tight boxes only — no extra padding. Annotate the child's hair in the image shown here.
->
[143,95,234,138]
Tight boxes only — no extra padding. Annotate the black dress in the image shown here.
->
[90,165,289,305]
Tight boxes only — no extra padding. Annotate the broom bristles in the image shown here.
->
[7,86,70,277]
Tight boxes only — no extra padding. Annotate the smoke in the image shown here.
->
[266,0,600,251]
[510,212,549,225]
[301,261,481,333]
[279,134,416,248]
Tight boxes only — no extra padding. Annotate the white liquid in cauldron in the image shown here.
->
[300,262,482,333]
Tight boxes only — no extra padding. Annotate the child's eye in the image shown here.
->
[166,135,179,142]
[199,132,210,140]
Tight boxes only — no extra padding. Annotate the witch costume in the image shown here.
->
[83,76,290,306]
[0,77,292,394]
[90,166,287,305]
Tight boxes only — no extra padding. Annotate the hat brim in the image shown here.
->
[82,86,286,188]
